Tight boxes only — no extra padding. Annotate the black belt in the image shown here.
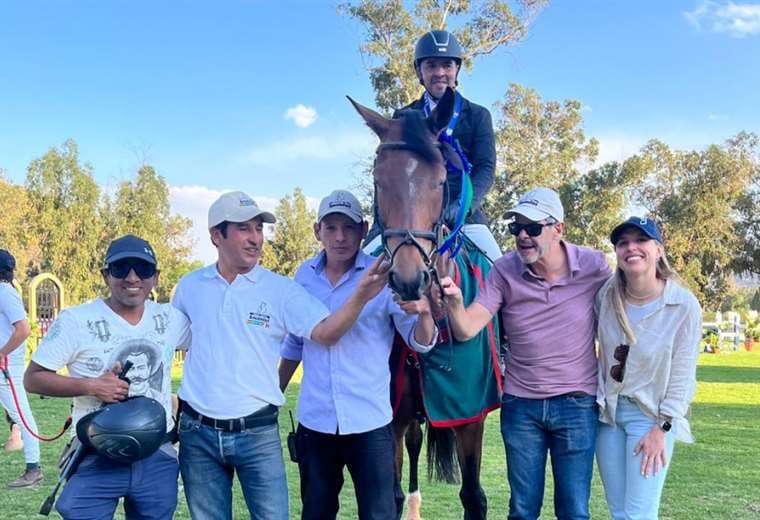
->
[181,402,278,432]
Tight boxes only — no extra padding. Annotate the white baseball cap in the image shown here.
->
[208,191,276,229]
[506,187,564,223]
[317,190,364,223]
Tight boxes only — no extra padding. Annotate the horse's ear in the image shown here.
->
[347,96,390,139]
[427,87,456,135]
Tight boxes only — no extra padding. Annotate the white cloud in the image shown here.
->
[284,104,318,128]
[592,134,646,168]
[685,1,760,38]
[242,132,376,166]
[707,113,730,120]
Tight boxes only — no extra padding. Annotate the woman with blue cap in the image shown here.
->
[595,217,702,519]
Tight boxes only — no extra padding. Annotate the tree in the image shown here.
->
[25,140,103,304]
[107,165,196,300]
[625,133,759,308]
[751,288,760,312]
[340,0,547,113]
[560,161,643,252]
[0,171,37,283]
[260,188,320,277]
[729,132,760,277]
[485,83,600,247]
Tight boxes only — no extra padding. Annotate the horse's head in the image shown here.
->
[349,88,457,301]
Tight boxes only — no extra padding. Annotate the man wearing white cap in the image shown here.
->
[172,191,392,520]
[279,189,437,520]
[439,187,612,519]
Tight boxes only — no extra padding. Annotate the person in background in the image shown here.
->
[595,217,701,519]
[0,249,42,489]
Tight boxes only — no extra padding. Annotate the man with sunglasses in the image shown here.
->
[440,187,612,520]
[25,235,190,520]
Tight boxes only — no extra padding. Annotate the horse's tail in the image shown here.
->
[425,423,459,484]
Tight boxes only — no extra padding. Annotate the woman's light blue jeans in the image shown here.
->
[596,397,676,520]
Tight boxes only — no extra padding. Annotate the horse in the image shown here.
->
[349,88,502,520]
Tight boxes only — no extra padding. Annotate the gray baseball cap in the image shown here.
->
[208,191,276,229]
[317,190,364,223]
[506,187,564,223]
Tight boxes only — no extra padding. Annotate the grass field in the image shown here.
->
[1,351,758,519]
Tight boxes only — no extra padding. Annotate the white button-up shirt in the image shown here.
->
[173,264,329,419]
[596,278,702,442]
[281,251,436,435]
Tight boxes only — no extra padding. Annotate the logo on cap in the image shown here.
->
[328,192,352,209]
[240,198,255,207]
[522,198,540,207]
[640,218,648,225]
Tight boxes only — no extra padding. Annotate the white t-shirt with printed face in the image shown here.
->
[32,298,191,431]
[0,282,27,369]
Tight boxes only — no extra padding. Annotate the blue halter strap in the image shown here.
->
[434,92,473,258]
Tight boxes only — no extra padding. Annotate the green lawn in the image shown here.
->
[2,351,758,519]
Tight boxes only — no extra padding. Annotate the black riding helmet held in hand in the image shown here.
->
[414,30,464,67]
[76,396,166,464]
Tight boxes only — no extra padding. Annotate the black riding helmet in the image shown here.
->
[414,30,464,67]
[76,396,166,464]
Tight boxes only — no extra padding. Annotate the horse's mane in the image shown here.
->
[395,108,441,166]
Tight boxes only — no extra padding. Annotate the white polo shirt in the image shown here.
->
[173,263,329,419]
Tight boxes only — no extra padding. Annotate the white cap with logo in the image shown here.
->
[317,190,364,223]
[506,187,564,223]
[208,191,276,229]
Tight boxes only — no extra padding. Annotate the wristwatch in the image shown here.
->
[659,419,672,432]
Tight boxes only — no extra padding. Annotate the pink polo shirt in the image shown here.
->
[476,242,611,399]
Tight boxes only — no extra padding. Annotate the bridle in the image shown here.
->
[373,140,448,279]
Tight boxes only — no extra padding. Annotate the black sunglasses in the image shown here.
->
[610,344,630,383]
[106,259,157,280]
[508,221,554,237]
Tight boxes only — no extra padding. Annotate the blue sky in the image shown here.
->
[2,1,759,262]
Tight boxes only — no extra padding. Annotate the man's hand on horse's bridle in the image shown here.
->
[438,276,464,309]
[356,253,391,301]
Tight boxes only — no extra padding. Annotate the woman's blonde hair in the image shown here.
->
[610,245,682,344]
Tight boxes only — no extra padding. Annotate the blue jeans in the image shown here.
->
[178,412,288,520]
[297,423,398,520]
[596,398,676,520]
[500,393,598,520]
[56,444,179,520]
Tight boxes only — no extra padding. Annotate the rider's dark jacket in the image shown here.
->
[368,92,496,243]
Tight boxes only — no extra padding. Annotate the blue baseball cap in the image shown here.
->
[610,216,663,245]
[0,249,16,270]
[104,235,157,265]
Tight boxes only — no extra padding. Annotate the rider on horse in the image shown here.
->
[365,29,502,262]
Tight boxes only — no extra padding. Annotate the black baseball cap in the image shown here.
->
[0,249,16,270]
[104,235,157,265]
[610,216,663,245]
